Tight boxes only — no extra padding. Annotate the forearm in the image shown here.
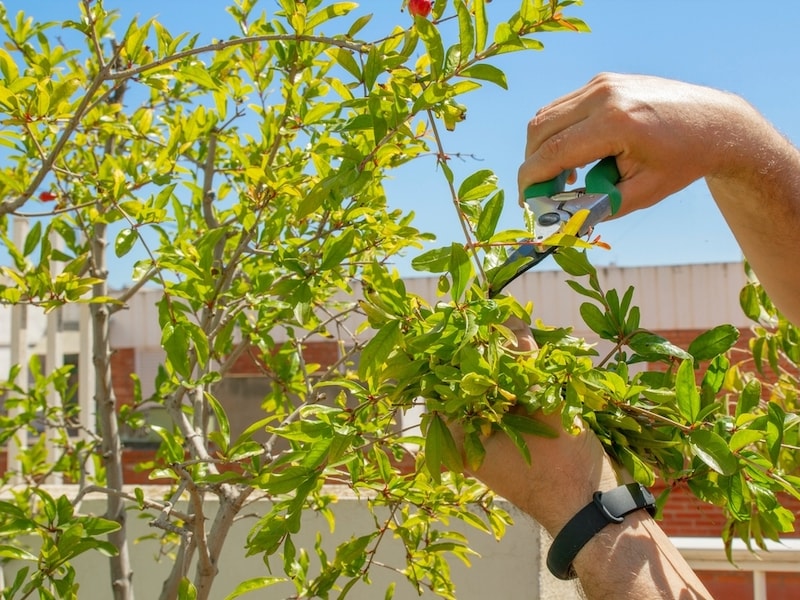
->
[472,419,713,599]
[705,103,800,324]
[571,511,712,600]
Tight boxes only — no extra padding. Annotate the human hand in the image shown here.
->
[452,316,622,536]
[455,319,713,598]
[518,72,761,218]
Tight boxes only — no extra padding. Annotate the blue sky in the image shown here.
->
[5,0,800,281]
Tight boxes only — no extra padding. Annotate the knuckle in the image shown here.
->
[537,134,564,163]
[589,72,623,106]
[527,111,546,136]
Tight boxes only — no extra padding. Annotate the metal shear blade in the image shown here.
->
[488,191,613,297]
[487,157,621,298]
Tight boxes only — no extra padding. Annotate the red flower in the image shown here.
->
[38,191,58,202]
[408,0,432,18]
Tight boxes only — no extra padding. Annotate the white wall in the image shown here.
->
[0,485,584,600]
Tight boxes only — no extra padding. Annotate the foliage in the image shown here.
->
[0,1,591,599]
[0,1,797,599]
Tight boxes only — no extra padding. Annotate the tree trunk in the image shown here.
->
[92,220,135,600]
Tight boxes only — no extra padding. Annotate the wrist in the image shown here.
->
[535,448,624,536]
[546,482,657,580]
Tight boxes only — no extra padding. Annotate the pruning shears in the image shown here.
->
[488,157,622,297]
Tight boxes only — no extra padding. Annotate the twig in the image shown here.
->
[426,109,487,286]
[72,484,193,523]
[106,34,369,81]
[0,45,124,216]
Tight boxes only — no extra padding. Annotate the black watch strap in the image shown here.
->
[546,482,656,580]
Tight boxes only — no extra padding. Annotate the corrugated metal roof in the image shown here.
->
[448,261,751,334]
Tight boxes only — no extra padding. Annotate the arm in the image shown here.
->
[519,72,800,324]
[466,319,712,599]
[474,425,712,600]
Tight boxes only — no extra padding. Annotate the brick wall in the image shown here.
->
[650,328,800,599]
[111,347,136,406]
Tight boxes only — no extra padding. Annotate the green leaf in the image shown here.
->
[448,242,471,301]
[689,429,738,476]
[739,283,762,322]
[416,16,444,78]
[459,372,495,396]
[701,354,729,395]
[320,229,355,270]
[23,221,42,256]
[207,393,231,454]
[553,248,596,277]
[115,227,137,258]
[334,534,374,567]
[81,515,121,536]
[458,169,497,202]
[675,359,700,422]
[564,279,603,303]
[456,0,475,58]
[766,402,785,466]
[179,579,198,600]
[629,332,691,361]
[306,2,358,30]
[260,466,315,495]
[363,45,382,90]
[412,246,452,273]
[224,577,285,600]
[475,191,503,242]
[444,45,462,77]
[736,379,761,418]
[347,13,372,37]
[325,47,361,80]
[463,431,486,471]
[425,413,463,482]
[458,64,507,89]
[34,488,57,524]
[729,429,763,452]
[688,324,740,361]
[358,320,402,384]
[500,412,558,438]
[616,446,655,486]
[474,0,488,53]
[0,545,37,561]
[722,472,748,519]
[579,302,613,337]
[152,425,185,464]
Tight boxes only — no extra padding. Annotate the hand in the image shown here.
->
[460,319,713,597]
[518,72,761,218]
[453,316,622,536]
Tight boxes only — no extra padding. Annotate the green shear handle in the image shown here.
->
[524,157,622,215]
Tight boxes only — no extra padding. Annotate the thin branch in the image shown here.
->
[201,131,220,230]
[426,108,487,286]
[0,45,124,216]
[81,0,107,69]
[72,484,193,523]
[176,465,214,576]
[13,198,103,218]
[106,34,369,81]
[110,266,159,313]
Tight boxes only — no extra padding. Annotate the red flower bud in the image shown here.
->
[38,191,58,202]
[408,0,432,18]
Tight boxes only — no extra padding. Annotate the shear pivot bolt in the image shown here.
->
[538,212,561,226]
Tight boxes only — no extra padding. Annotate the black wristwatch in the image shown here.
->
[546,482,657,580]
